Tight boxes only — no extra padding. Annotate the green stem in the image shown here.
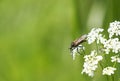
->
[82,47,85,55]
[99,62,103,70]
[95,41,99,54]
[106,75,109,81]
[95,41,103,70]
[113,61,117,68]
[111,75,114,81]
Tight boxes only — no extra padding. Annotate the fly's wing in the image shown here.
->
[80,34,87,42]
[70,34,87,51]
[74,34,87,45]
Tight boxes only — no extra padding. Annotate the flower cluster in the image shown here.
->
[103,38,120,54]
[111,55,120,63]
[81,50,103,77]
[70,21,120,77]
[86,21,120,54]
[108,21,120,38]
[103,67,116,75]
[87,28,104,44]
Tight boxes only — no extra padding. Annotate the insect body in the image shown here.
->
[70,34,87,51]
[70,34,87,60]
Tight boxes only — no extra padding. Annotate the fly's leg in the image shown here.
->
[70,47,74,55]
[78,45,85,55]
[77,47,81,54]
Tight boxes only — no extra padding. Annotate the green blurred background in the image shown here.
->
[0,0,120,81]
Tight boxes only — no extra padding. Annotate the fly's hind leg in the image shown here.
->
[77,45,85,55]
[76,47,81,54]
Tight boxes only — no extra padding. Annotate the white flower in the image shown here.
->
[81,50,103,77]
[71,45,85,60]
[103,67,116,75]
[108,21,120,38]
[70,21,120,77]
[98,34,107,44]
[111,55,120,63]
[103,38,120,54]
[87,28,104,44]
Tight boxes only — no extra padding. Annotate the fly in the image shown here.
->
[70,34,87,51]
